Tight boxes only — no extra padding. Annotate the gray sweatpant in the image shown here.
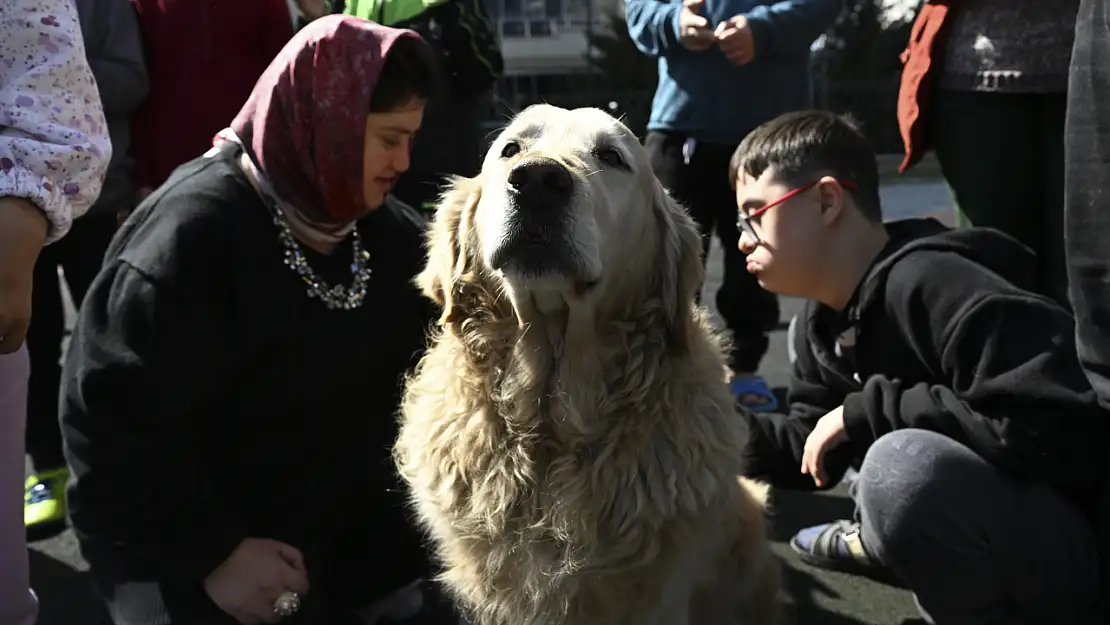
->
[854,429,1103,625]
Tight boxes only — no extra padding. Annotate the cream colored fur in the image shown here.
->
[395,105,779,625]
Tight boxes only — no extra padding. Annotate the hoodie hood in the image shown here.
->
[854,218,1038,315]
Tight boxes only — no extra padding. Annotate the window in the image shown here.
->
[529,20,553,36]
[489,0,596,37]
[502,19,526,36]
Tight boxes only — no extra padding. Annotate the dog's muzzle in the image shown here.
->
[489,157,580,278]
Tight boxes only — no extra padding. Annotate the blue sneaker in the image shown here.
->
[790,520,902,586]
[730,376,779,413]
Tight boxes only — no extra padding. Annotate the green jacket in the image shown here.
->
[343,0,450,26]
[318,0,504,95]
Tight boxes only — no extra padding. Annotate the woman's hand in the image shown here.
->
[203,538,310,624]
[0,197,48,353]
[801,405,848,487]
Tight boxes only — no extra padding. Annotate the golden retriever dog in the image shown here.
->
[394,104,779,625]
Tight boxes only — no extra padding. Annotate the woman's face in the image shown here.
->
[362,99,425,209]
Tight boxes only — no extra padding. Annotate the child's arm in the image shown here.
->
[841,286,1105,497]
[741,307,853,491]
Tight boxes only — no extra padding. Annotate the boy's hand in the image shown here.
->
[801,405,847,487]
[715,15,755,66]
[678,0,715,52]
[0,197,48,354]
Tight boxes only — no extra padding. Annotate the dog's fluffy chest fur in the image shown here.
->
[395,318,748,625]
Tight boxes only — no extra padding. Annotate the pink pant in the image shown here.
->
[0,346,37,625]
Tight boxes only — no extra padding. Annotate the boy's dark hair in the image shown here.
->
[369,36,444,113]
[729,110,883,223]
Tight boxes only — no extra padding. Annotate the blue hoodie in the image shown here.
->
[626,0,841,146]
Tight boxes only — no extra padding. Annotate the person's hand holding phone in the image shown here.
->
[715,15,756,66]
[203,538,310,625]
[678,0,715,52]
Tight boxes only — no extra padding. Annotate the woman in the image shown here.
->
[61,16,447,625]
[1,1,111,623]
[338,0,502,213]
[898,0,1078,306]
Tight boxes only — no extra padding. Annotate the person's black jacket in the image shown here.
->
[741,218,1108,512]
[60,146,437,617]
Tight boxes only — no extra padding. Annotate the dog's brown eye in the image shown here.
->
[596,148,626,168]
[501,141,521,159]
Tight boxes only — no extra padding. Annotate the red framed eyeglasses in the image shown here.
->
[736,178,858,243]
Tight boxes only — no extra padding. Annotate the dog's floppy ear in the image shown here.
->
[651,180,706,353]
[417,177,480,325]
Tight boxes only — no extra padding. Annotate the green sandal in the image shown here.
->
[25,467,70,528]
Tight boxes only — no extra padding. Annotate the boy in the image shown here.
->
[733,110,1107,624]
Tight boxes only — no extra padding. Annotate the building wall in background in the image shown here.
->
[490,0,622,74]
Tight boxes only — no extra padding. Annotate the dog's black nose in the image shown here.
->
[507,157,573,206]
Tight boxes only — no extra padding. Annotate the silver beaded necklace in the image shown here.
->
[270,208,372,311]
[220,130,372,311]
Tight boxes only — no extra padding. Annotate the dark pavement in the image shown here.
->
[26,180,952,625]
[25,486,924,625]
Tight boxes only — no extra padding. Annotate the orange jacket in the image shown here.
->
[897,1,953,173]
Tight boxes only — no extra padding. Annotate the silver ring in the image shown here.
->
[273,591,301,617]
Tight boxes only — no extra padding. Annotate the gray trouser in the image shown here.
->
[1065,0,1110,609]
[854,429,1102,625]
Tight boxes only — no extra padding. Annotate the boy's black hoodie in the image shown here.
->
[741,218,1108,514]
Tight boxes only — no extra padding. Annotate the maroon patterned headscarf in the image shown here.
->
[228,15,421,225]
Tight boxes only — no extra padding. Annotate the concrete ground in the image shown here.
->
[26,179,953,625]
